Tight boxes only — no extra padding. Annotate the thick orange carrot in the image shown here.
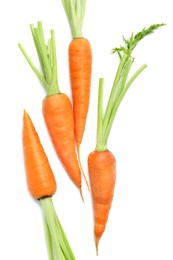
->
[19,22,83,194]
[42,93,81,189]
[23,110,75,259]
[23,110,56,199]
[88,150,116,254]
[62,0,92,152]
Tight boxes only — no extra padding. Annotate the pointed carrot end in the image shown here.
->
[79,187,85,203]
[95,237,99,256]
[76,144,90,191]
[23,109,27,116]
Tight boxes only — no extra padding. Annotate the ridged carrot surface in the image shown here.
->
[88,150,116,253]
[23,110,56,199]
[43,93,81,189]
[62,0,92,167]
[69,38,92,147]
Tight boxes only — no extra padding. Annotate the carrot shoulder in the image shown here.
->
[19,22,83,193]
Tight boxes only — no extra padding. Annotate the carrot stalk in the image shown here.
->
[19,22,83,195]
[104,63,147,143]
[96,78,105,152]
[41,197,75,260]
[88,23,165,254]
[23,110,75,259]
[103,54,128,122]
[19,24,60,95]
[18,44,49,90]
[77,145,90,191]
[43,217,54,260]
[62,0,86,38]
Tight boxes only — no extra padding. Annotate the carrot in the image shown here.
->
[88,150,116,255]
[18,22,83,195]
[23,109,56,199]
[43,93,82,190]
[23,110,75,260]
[88,24,165,254]
[61,0,92,178]
[68,38,92,147]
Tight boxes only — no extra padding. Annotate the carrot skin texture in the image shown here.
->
[23,111,57,199]
[69,38,92,146]
[42,93,81,189]
[88,150,116,252]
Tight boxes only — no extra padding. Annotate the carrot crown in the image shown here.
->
[96,23,165,152]
[18,22,60,96]
[62,0,86,38]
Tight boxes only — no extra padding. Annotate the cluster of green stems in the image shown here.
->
[96,55,147,151]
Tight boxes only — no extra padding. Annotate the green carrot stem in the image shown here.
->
[52,202,75,259]
[102,54,128,131]
[114,58,133,100]
[75,0,81,20]
[79,0,86,28]
[96,78,106,151]
[48,199,73,259]
[96,58,133,150]
[125,64,147,89]
[61,0,86,38]
[43,215,54,260]
[95,23,164,150]
[40,197,75,260]
[41,198,65,259]
[104,64,147,144]
[48,30,59,96]
[18,43,49,91]
[51,30,58,83]
[35,28,52,84]
[18,22,60,96]
[30,24,46,79]
[37,21,46,47]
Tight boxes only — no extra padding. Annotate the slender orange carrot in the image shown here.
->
[88,150,116,255]
[23,110,75,259]
[88,24,164,254]
[69,38,92,148]
[18,22,83,195]
[62,1,92,167]
[23,110,56,199]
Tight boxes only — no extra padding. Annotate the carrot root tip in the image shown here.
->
[77,145,90,191]
[95,238,99,256]
[79,188,85,203]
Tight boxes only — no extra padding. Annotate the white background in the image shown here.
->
[0,0,173,259]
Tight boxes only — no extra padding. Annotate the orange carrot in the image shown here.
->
[23,110,56,199]
[88,150,116,255]
[42,93,81,188]
[18,22,83,194]
[23,110,75,259]
[69,38,92,148]
[62,0,92,158]
[88,24,164,253]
